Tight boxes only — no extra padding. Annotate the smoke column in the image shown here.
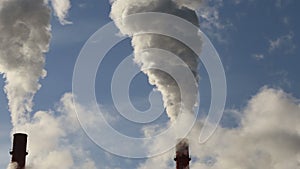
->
[0,1,95,169]
[110,0,203,121]
[0,0,51,128]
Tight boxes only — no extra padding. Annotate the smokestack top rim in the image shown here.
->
[13,133,28,137]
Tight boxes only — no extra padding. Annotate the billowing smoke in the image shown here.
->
[0,0,72,129]
[0,0,51,128]
[6,93,97,169]
[138,87,300,169]
[110,0,203,121]
[20,93,97,169]
[0,0,94,168]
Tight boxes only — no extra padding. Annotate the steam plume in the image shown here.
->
[1,0,96,168]
[0,0,51,128]
[139,87,300,169]
[110,0,203,121]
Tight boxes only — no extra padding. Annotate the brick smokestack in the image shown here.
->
[174,138,191,169]
[10,133,28,169]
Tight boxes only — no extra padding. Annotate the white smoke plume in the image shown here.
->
[139,87,300,169]
[0,0,94,168]
[0,0,51,128]
[110,0,203,121]
[49,0,72,25]
[0,0,72,128]
[6,93,97,169]
[22,93,97,169]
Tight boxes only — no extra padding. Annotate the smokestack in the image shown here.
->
[10,133,28,169]
[174,138,191,169]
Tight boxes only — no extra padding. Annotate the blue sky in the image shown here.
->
[1,0,299,168]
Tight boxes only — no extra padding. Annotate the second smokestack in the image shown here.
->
[10,133,28,169]
[174,138,191,169]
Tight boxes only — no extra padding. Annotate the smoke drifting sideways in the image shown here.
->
[110,0,204,121]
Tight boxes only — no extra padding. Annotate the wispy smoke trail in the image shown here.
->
[0,0,51,128]
[110,0,203,121]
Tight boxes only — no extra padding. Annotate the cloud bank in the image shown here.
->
[8,93,97,169]
[6,87,298,169]
[138,87,300,169]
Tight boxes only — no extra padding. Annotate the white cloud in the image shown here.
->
[7,88,298,169]
[269,32,296,54]
[253,32,295,60]
[49,0,72,25]
[196,0,232,43]
[8,93,97,169]
[138,87,300,169]
[197,0,224,29]
[253,53,265,60]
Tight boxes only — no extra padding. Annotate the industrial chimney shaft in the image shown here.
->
[10,133,28,169]
[174,138,191,169]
